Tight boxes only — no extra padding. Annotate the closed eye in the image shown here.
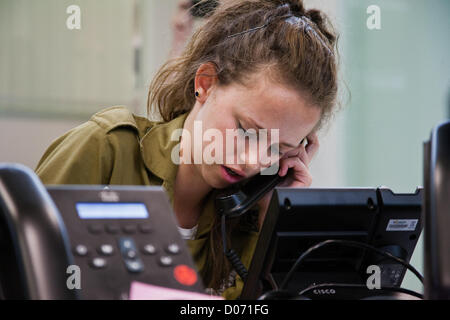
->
[271,144,284,156]
[237,121,257,136]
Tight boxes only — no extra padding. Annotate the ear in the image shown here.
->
[194,62,218,104]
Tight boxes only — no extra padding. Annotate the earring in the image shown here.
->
[195,91,200,97]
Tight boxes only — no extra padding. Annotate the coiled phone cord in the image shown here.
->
[221,215,248,281]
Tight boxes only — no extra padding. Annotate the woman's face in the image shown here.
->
[188,71,322,189]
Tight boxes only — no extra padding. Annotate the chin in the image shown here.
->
[201,164,228,189]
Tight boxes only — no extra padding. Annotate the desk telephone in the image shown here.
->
[0,165,204,299]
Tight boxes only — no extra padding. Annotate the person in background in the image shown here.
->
[169,0,195,59]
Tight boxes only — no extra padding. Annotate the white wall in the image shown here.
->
[0,0,178,169]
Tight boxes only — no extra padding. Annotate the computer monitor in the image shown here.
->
[241,187,422,300]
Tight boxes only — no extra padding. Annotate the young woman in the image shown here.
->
[36,0,339,299]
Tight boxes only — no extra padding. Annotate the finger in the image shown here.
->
[290,157,312,187]
[279,157,313,187]
[297,144,311,167]
[305,132,319,160]
[279,156,306,176]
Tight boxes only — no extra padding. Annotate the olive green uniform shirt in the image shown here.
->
[35,106,259,300]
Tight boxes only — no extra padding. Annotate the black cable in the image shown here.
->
[258,283,423,300]
[257,289,307,300]
[280,239,424,290]
[221,215,248,280]
[298,283,423,300]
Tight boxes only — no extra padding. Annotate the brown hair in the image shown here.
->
[148,0,339,290]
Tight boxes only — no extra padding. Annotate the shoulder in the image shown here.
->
[90,105,139,133]
[89,106,159,140]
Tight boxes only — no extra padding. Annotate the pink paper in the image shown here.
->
[129,281,224,300]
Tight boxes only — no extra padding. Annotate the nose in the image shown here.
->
[238,142,272,175]
[239,154,260,174]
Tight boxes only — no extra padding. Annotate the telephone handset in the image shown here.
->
[215,137,308,218]
[215,166,286,219]
[214,165,287,281]
[423,120,450,299]
[0,164,77,299]
[214,138,307,281]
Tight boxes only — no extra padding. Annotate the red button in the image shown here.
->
[173,265,198,286]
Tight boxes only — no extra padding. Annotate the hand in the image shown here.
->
[277,131,319,188]
[170,0,194,58]
[256,132,319,228]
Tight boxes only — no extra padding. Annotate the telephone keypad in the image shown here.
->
[118,237,145,273]
[45,186,205,299]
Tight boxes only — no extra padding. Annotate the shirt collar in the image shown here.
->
[139,112,189,192]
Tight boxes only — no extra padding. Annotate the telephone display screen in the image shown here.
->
[76,203,149,219]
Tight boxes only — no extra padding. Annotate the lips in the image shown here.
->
[224,166,246,178]
[221,165,246,183]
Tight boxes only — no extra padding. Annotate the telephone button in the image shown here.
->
[122,225,137,234]
[159,256,173,267]
[142,244,157,255]
[138,224,152,234]
[124,259,144,273]
[125,250,138,260]
[166,243,180,255]
[74,245,89,256]
[174,265,198,286]
[119,238,137,253]
[105,224,120,234]
[98,244,115,256]
[90,257,107,269]
[88,224,102,234]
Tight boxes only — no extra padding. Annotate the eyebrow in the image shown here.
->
[246,117,302,149]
